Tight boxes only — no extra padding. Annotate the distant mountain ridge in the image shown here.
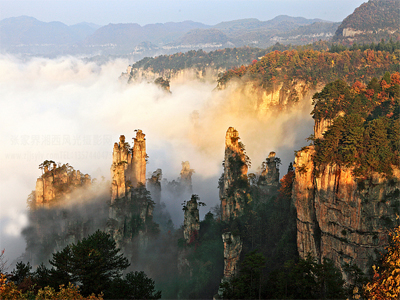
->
[0,15,337,57]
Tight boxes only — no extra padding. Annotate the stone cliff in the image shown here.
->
[293,122,400,280]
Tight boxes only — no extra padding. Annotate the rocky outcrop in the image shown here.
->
[258,151,280,194]
[220,127,249,222]
[294,127,400,280]
[183,195,200,243]
[222,232,243,279]
[35,162,91,208]
[111,131,147,203]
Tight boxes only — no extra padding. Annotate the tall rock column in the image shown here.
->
[183,195,200,243]
[220,127,249,222]
[110,135,129,203]
[132,130,147,187]
[258,151,280,194]
[219,127,249,281]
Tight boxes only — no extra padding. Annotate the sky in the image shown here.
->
[0,0,366,26]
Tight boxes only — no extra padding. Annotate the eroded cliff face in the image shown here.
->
[183,195,200,243]
[294,133,400,279]
[218,80,322,117]
[220,127,249,222]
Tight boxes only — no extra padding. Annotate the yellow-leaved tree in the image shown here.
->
[364,225,400,299]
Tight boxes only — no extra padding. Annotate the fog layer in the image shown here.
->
[0,55,314,262]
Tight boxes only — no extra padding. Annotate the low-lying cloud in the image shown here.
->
[0,54,314,262]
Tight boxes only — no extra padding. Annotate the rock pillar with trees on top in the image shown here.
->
[220,127,250,222]
[183,195,201,243]
[258,151,281,195]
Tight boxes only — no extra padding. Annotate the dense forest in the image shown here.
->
[217,48,399,91]
[311,72,400,177]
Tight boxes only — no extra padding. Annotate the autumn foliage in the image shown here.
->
[218,49,399,92]
[364,225,400,299]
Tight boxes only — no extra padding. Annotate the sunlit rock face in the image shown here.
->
[293,121,400,280]
[220,127,248,222]
[183,195,200,243]
[110,130,147,203]
[35,163,91,208]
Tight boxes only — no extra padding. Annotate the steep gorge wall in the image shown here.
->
[293,119,400,279]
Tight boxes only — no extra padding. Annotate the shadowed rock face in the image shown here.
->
[293,122,400,281]
[148,168,162,205]
[183,195,200,243]
[258,151,280,195]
